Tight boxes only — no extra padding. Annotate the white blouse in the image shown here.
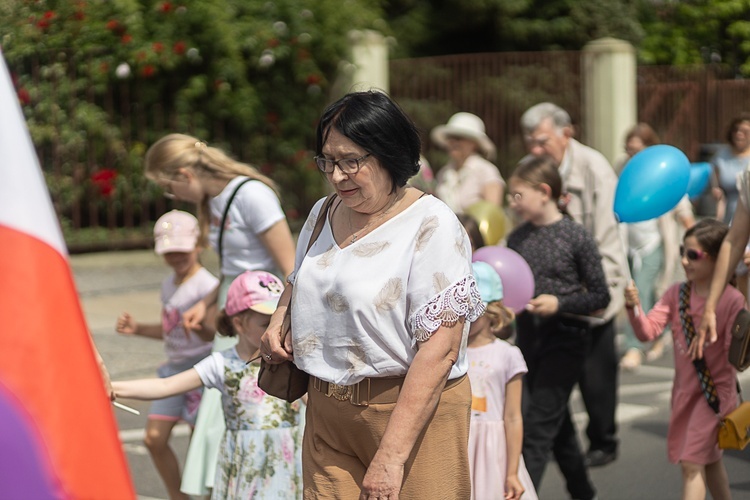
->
[288,195,484,385]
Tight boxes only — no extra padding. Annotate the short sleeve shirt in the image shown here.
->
[288,195,484,385]
[161,267,219,363]
[208,177,286,276]
[435,154,505,214]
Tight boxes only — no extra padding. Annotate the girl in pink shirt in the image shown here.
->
[625,218,744,500]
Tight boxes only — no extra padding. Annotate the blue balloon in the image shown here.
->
[614,145,691,223]
[686,162,711,199]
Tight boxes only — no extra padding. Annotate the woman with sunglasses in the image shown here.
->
[261,91,484,499]
[144,133,296,496]
[625,218,743,500]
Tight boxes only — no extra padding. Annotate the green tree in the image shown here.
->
[383,0,643,58]
[638,0,750,75]
[1,0,382,238]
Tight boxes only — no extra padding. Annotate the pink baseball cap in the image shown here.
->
[153,210,200,255]
[225,270,284,316]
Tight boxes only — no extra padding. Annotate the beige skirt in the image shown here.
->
[302,375,471,499]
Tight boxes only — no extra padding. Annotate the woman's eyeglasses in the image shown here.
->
[314,153,371,175]
[679,245,707,261]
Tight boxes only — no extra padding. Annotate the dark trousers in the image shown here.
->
[578,318,619,454]
[517,315,596,500]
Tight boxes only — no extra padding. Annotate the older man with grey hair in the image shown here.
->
[519,103,628,471]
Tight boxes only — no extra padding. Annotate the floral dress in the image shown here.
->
[194,348,304,499]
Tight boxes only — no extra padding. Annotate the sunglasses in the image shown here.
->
[679,245,707,261]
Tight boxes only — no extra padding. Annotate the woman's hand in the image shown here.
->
[504,474,525,500]
[259,285,294,363]
[624,281,640,309]
[694,310,717,360]
[525,294,558,316]
[360,460,404,500]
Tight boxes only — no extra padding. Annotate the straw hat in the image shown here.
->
[431,112,496,160]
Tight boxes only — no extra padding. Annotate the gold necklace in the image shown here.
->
[348,194,400,244]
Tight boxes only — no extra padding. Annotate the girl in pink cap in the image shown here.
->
[113,270,304,499]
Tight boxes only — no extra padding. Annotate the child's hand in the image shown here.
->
[116,312,137,335]
[624,280,640,308]
[183,300,206,332]
[525,294,558,316]
[504,474,525,500]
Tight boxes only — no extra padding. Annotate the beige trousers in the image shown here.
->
[302,375,471,499]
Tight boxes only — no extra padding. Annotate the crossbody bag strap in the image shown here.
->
[679,281,722,414]
[280,193,337,342]
[218,178,253,268]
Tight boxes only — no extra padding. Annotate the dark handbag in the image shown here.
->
[257,194,337,402]
[729,308,750,372]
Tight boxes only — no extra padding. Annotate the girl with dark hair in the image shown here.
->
[506,156,609,500]
[626,218,743,500]
[261,91,484,498]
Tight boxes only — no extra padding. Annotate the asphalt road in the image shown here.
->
[73,249,750,500]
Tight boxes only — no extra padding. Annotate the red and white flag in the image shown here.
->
[0,51,134,498]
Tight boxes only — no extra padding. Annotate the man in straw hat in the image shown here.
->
[433,112,506,214]
[519,102,629,469]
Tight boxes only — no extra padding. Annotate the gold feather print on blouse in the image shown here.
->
[325,291,350,313]
[294,332,321,357]
[433,272,450,294]
[317,245,336,268]
[374,278,403,313]
[347,341,368,374]
[352,241,391,258]
[415,215,439,251]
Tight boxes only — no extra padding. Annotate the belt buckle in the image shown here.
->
[327,383,352,401]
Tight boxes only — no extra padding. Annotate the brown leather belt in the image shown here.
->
[310,374,465,407]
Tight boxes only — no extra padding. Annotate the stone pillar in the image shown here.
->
[332,30,389,97]
[582,38,637,166]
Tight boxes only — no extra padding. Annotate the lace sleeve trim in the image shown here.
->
[410,274,485,346]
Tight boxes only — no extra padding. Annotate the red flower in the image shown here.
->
[141,65,156,77]
[17,88,30,106]
[173,41,186,55]
[152,42,164,53]
[90,169,118,197]
[43,11,56,20]
[106,20,119,31]
[36,19,50,30]
[268,38,280,48]
[121,34,133,44]
[159,2,172,13]
[306,74,321,85]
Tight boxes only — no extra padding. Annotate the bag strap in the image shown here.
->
[679,282,722,414]
[218,178,253,267]
[280,193,337,338]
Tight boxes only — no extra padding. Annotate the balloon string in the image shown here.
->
[619,225,639,318]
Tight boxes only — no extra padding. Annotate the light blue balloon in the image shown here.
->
[614,145,691,223]
[686,162,711,199]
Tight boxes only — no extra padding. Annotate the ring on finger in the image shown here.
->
[264,354,273,361]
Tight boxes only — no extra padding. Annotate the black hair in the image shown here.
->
[316,91,421,191]
[684,218,729,259]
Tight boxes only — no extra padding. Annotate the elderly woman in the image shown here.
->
[260,91,484,499]
[432,112,505,214]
